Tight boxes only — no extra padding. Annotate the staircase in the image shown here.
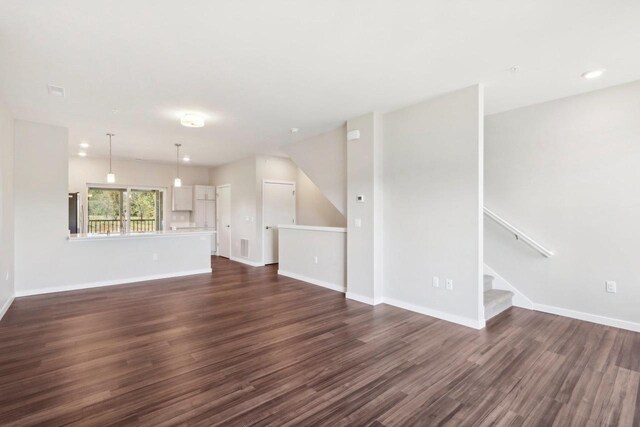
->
[483,274,513,320]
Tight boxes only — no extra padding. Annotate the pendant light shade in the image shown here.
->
[106,133,116,183]
[174,143,182,187]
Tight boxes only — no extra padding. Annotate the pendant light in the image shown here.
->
[106,133,116,183]
[174,143,182,187]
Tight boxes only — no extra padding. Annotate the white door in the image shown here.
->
[263,181,296,264]
[217,185,231,258]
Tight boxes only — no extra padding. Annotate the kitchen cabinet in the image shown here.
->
[172,185,193,211]
[194,185,215,201]
[194,199,215,228]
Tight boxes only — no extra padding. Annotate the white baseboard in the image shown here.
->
[0,296,15,322]
[278,270,346,293]
[346,292,383,306]
[533,303,640,333]
[14,268,213,297]
[382,296,485,330]
[230,256,265,267]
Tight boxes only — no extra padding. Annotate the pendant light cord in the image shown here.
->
[107,133,114,173]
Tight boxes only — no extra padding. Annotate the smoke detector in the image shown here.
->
[47,84,66,97]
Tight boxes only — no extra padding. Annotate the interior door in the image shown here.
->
[263,182,296,264]
[217,185,231,258]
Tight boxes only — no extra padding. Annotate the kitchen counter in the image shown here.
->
[69,229,215,242]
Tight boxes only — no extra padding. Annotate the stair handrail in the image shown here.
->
[483,206,554,258]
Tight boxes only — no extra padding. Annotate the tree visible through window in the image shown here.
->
[87,187,164,234]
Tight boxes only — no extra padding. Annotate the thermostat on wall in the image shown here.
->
[356,195,365,203]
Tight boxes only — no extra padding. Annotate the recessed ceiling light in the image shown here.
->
[78,151,87,157]
[181,113,205,128]
[47,84,65,97]
[509,66,520,73]
[581,69,605,80]
[112,108,120,114]
[79,141,90,148]
[290,128,299,133]
[183,156,191,162]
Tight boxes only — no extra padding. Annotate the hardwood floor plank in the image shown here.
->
[0,256,638,426]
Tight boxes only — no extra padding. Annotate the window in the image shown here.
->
[87,186,165,234]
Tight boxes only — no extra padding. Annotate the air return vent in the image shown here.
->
[240,239,249,258]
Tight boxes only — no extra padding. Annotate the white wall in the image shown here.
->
[283,125,347,215]
[295,169,346,227]
[14,120,211,295]
[0,100,14,317]
[210,155,345,264]
[209,156,258,262]
[278,226,347,293]
[346,113,384,304]
[485,79,640,327]
[382,85,484,328]
[69,156,210,227]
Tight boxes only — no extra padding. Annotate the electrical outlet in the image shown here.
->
[432,276,439,288]
[605,281,617,293]
[314,256,318,265]
[446,279,453,290]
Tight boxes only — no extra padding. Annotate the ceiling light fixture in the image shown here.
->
[581,69,605,80]
[174,143,183,187]
[183,156,190,162]
[79,141,90,148]
[78,151,87,157]
[290,128,299,133]
[180,113,205,128]
[106,133,116,183]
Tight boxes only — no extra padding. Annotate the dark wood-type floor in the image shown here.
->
[1,257,639,426]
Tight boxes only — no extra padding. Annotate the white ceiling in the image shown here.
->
[1,0,639,166]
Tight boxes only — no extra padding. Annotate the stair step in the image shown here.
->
[484,289,513,320]
[483,274,494,292]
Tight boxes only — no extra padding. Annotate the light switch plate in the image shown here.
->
[355,218,362,227]
[432,277,439,288]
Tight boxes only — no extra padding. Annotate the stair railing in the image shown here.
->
[483,207,554,257]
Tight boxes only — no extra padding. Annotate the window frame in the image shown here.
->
[84,183,167,234]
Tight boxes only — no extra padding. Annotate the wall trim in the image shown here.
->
[533,303,640,333]
[14,268,212,297]
[0,296,15,322]
[230,256,265,267]
[383,296,485,330]
[278,270,345,293]
[346,292,383,306]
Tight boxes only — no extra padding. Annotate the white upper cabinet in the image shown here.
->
[172,185,194,211]
[194,185,216,201]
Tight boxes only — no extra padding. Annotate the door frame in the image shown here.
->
[262,179,296,264]
[216,184,231,257]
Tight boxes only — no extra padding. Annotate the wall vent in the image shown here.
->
[240,239,249,258]
[47,84,66,97]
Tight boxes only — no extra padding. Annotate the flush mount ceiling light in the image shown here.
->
[290,128,299,133]
[183,156,191,162]
[78,151,87,157]
[581,69,605,80]
[106,133,116,183]
[79,141,90,148]
[174,143,183,187]
[180,113,205,128]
